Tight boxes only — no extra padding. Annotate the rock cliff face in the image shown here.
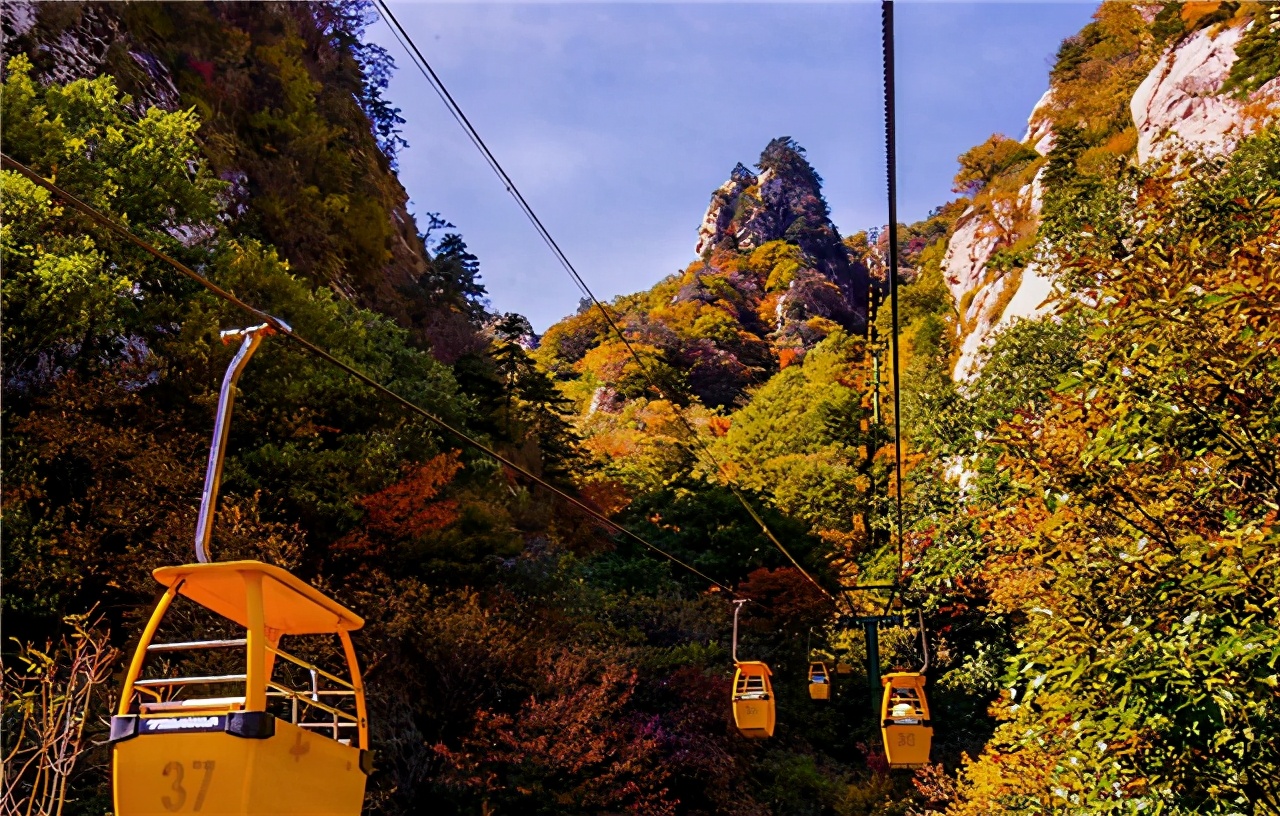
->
[1132,21,1280,164]
[945,166,1051,380]
[944,9,1279,381]
[1133,23,1247,162]
[2,3,179,111]
[942,159,1049,379]
[1022,89,1057,156]
[695,162,756,256]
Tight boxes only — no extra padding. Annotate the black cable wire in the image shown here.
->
[1,152,738,597]
[373,0,833,600]
[882,0,906,590]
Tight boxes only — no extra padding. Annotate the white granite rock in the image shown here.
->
[1132,24,1246,163]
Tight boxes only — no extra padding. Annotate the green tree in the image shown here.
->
[1,56,223,379]
[952,134,1038,195]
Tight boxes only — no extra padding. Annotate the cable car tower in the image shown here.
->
[110,325,373,815]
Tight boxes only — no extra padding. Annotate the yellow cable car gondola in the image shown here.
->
[880,671,932,768]
[732,661,776,738]
[807,661,831,701]
[110,561,371,815]
[110,324,371,815]
[729,599,775,738]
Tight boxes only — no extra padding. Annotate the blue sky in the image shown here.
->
[369,2,1098,331]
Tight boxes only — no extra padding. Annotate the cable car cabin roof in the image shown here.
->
[153,560,364,635]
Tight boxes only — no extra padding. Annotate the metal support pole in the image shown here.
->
[243,569,268,712]
[862,619,882,719]
[918,608,930,673]
[871,345,882,427]
[194,323,280,563]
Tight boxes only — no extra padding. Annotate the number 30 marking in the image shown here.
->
[161,761,215,812]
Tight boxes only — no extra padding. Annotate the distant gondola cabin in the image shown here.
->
[880,672,933,768]
[732,661,775,738]
[807,662,831,701]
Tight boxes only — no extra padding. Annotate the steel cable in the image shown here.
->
[373,0,833,600]
[882,0,907,590]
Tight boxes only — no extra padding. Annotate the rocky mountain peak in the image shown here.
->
[694,137,869,332]
[729,161,755,184]
[539,138,872,411]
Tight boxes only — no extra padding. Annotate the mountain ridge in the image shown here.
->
[537,137,873,412]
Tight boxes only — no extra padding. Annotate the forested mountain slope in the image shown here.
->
[3,2,1279,816]
[2,0,485,358]
[886,3,1280,812]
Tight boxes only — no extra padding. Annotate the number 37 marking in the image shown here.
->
[161,760,215,812]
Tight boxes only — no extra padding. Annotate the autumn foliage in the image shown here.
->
[360,452,463,537]
[5,4,1280,816]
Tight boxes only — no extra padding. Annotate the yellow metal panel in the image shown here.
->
[881,722,932,767]
[113,720,365,816]
[732,698,775,737]
[152,561,363,635]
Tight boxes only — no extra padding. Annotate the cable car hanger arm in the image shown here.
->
[195,324,285,563]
